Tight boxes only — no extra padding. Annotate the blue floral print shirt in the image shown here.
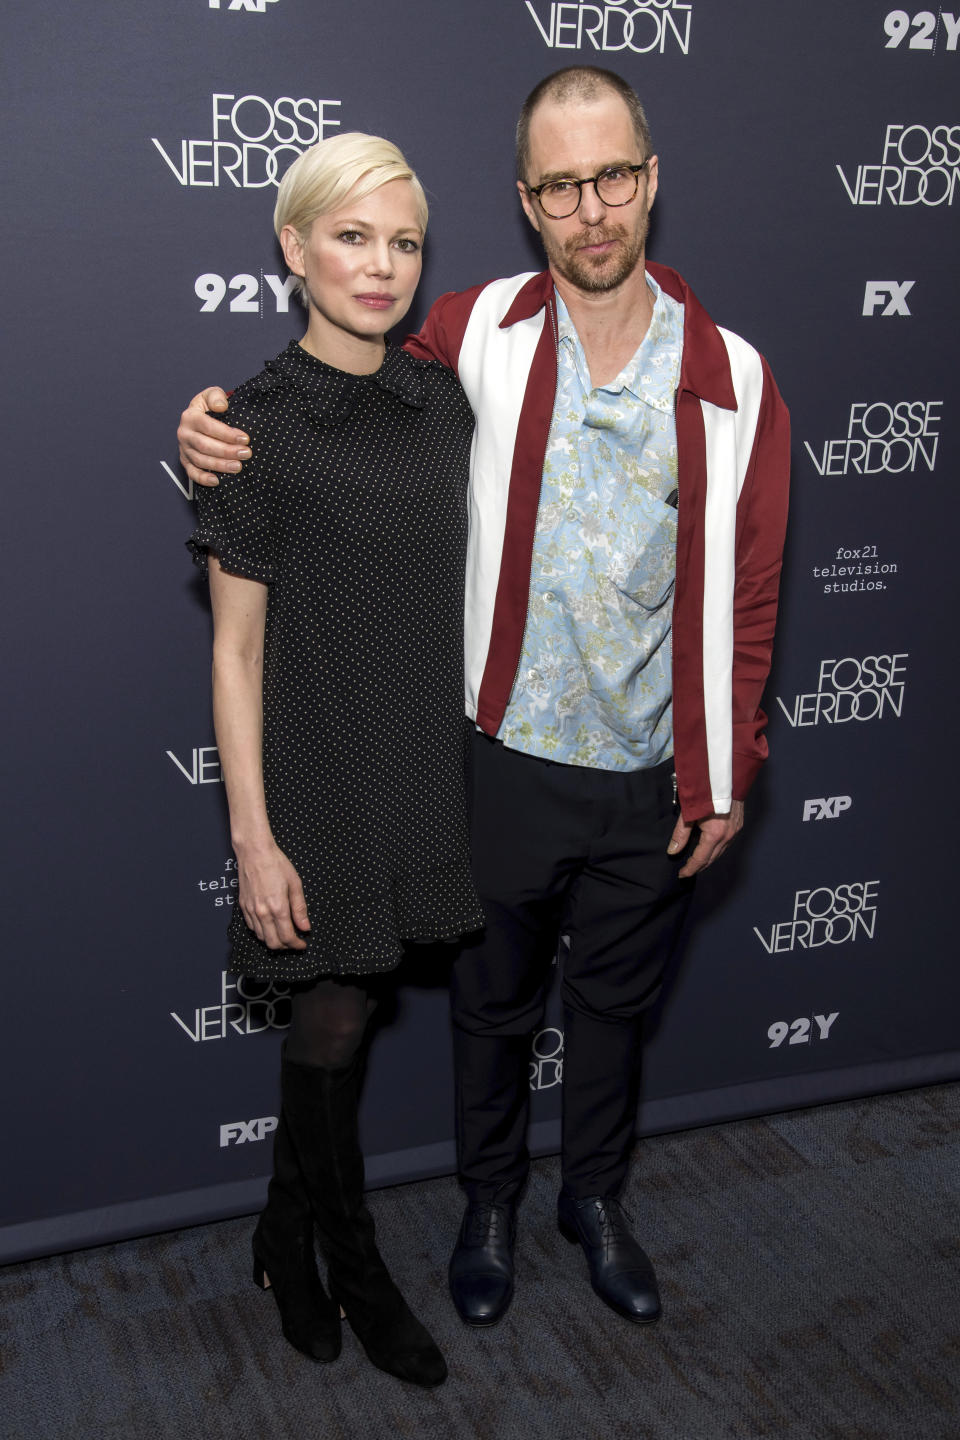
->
[497,276,684,769]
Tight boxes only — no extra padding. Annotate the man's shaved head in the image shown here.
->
[516,67,653,182]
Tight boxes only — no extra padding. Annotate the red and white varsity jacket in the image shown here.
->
[406,264,790,823]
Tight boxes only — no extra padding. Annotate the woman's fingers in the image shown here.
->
[238,851,309,950]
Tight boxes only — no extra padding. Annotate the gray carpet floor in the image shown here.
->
[2,1083,959,1440]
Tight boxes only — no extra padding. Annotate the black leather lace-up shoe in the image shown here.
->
[448,1199,517,1325]
[557,1193,661,1324]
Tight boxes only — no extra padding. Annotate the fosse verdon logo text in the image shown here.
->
[776,654,907,727]
[837,123,960,205]
[804,401,940,477]
[525,0,692,53]
[153,94,342,188]
[754,881,879,954]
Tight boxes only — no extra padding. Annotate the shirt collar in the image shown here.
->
[555,274,682,413]
[498,264,738,411]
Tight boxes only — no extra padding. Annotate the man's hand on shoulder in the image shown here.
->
[178,387,252,488]
[668,800,745,878]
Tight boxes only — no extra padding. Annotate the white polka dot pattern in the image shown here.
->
[189,341,484,980]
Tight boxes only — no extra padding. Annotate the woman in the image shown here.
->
[188,132,483,1387]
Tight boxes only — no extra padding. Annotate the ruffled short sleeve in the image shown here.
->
[187,398,275,584]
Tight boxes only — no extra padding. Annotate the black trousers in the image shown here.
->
[452,731,694,1203]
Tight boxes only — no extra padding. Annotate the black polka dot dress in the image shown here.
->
[189,340,484,981]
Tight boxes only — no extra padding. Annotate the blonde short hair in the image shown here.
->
[274,133,428,302]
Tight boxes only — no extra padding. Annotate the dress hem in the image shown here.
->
[229,910,486,984]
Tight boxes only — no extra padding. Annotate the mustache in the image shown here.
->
[563,224,628,251]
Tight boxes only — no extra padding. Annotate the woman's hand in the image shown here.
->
[235,841,311,950]
[208,561,303,948]
[177,387,252,488]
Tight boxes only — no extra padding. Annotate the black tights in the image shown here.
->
[286,975,382,1070]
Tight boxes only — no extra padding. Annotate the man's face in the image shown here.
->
[518,92,658,295]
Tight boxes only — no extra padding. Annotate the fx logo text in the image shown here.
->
[862,280,914,316]
[220,1117,278,1146]
[802,796,853,821]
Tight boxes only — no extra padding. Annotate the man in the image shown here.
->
[177,67,790,1330]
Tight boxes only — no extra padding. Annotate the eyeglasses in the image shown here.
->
[525,162,649,219]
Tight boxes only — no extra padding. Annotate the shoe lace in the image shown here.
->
[464,1201,511,1245]
[593,1197,632,1258]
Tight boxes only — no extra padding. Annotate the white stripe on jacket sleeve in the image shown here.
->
[698,327,764,812]
[455,274,543,719]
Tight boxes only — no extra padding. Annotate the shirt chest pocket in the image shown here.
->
[612,495,678,612]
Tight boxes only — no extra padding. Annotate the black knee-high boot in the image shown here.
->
[281,1052,447,1388]
[251,1112,342,1362]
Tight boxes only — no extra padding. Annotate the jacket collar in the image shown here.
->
[497,263,737,411]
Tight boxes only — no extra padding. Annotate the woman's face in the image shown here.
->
[282,178,423,354]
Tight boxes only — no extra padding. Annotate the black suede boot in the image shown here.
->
[281,1052,447,1388]
[251,1112,342,1362]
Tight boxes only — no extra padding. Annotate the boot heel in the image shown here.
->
[252,1232,340,1362]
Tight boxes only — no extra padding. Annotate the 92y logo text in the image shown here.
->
[883,10,960,49]
[195,272,298,314]
[768,1013,839,1048]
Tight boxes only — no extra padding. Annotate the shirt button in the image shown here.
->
[566,508,578,522]
[544,591,555,602]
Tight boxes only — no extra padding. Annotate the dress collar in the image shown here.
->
[255,340,426,425]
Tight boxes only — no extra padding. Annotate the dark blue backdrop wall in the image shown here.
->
[2,0,958,1263]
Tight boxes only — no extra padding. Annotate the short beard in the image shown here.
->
[545,217,648,294]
